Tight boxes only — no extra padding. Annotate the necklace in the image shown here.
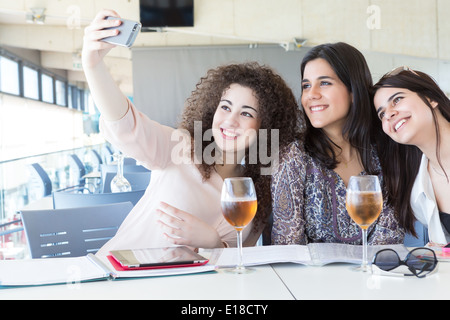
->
[339,154,356,168]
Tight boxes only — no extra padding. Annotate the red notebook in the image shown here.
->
[107,255,208,271]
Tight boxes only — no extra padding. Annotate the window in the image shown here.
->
[79,88,85,111]
[86,92,97,115]
[0,55,20,95]
[23,66,39,100]
[41,73,54,103]
[0,48,87,109]
[68,85,77,109]
[55,79,66,106]
[69,86,86,111]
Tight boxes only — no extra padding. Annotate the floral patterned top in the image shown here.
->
[271,140,405,245]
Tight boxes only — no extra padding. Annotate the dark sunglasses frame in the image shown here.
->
[372,247,438,278]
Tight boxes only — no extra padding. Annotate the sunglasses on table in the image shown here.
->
[371,247,438,278]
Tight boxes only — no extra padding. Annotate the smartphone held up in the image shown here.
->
[101,16,141,48]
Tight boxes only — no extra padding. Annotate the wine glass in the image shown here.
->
[110,153,131,193]
[221,177,258,274]
[345,175,383,272]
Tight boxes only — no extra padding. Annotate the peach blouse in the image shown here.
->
[96,100,260,256]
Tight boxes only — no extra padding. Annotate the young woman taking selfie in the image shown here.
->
[82,10,303,253]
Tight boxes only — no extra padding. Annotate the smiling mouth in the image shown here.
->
[310,105,328,112]
[394,118,408,132]
[220,128,239,140]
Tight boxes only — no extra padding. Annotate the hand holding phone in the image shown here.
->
[82,10,122,69]
[101,16,141,48]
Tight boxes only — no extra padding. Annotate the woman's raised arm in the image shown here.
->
[82,9,128,121]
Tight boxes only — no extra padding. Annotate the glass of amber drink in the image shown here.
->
[346,175,383,272]
[221,177,257,274]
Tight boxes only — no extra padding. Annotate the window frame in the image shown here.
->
[0,47,87,111]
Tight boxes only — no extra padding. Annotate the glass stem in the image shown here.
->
[362,228,368,271]
[117,154,124,178]
[237,229,244,270]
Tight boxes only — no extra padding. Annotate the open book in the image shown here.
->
[0,254,216,287]
[206,243,410,267]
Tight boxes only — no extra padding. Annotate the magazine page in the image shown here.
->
[308,243,410,266]
[207,244,410,268]
[209,245,313,267]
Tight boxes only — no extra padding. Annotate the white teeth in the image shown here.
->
[310,106,326,112]
[222,129,237,137]
[395,119,407,132]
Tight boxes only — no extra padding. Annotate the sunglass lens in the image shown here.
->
[374,249,400,271]
[407,249,437,275]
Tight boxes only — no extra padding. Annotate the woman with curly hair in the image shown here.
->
[83,10,303,253]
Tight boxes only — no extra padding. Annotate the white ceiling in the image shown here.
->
[0,0,301,96]
[1,0,449,97]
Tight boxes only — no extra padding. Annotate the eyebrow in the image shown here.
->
[376,92,405,114]
[220,99,258,113]
[302,75,335,83]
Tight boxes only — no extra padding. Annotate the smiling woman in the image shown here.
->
[374,87,437,145]
[301,58,353,136]
[212,84,260,157]
[372,67,450,244]
[271,42,404,246]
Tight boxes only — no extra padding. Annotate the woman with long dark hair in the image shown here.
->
[271,42,404,245]
[373,67,450,244]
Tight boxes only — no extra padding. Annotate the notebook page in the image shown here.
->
[0,256,109,287]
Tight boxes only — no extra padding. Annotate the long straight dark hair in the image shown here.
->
[300,42,379,174]
[372,70,450,235]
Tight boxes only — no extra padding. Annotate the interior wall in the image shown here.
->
[132,44,450,129]
[132,45,306,128]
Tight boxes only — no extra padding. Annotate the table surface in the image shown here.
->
[272,261,450,300]
[0,265,293,300]
[12,198,450,300]
[1,260,448,300]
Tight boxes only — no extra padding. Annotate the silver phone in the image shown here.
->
[101,16,141,48]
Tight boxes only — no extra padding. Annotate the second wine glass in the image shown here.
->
[221,177,257,274]
[345,175,383,272]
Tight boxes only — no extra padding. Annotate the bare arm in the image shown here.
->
[81,9,128,121]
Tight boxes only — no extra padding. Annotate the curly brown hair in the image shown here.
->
[178,62,304,236]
